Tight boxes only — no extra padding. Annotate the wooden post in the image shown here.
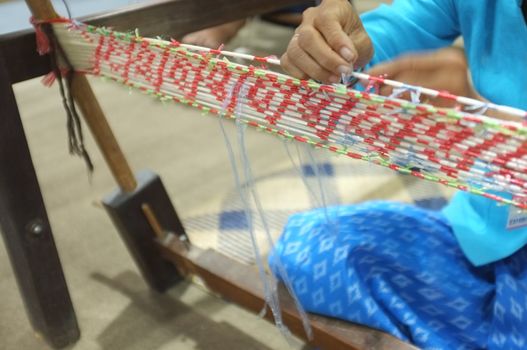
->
[25,0,137,192]
[0,53,80,349]
[24,0,185,292]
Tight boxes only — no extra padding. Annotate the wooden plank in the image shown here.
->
[0,52,80,349]
[158,239,419,350]
[86,0,309,38]
[1,0,309,84]
[103,171,185,292]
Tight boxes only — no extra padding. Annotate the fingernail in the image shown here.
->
[338,65,352,75]
[329,75,340,83]
[340,47,355,62]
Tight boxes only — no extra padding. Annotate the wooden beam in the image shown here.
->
[158,239,418,350]
[86,0,309,38]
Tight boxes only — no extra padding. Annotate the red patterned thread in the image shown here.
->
[50,21,527,207]
[41,71,57,86]
[437,90,458,101]
[30,17,52,55]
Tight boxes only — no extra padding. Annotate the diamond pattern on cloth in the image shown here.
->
[269,201,527,349]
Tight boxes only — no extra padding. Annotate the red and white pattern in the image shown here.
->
[51,21,527,208]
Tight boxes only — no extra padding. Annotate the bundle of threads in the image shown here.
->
[40,18,527,209]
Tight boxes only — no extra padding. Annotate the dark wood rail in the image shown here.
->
[158,238,418,350]
[0,0,307,84]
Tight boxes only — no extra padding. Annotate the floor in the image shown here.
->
[0,1,425,350]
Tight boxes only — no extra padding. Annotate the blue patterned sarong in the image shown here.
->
[269,201,527,349]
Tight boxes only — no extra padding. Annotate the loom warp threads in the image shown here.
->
[48,20,527,207]
[218,80,313,340]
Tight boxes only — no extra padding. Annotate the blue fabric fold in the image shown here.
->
[270,202,527,349]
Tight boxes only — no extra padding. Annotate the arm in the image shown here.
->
[363,0,460,66]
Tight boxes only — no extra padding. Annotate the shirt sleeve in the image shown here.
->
[360,0,461,65]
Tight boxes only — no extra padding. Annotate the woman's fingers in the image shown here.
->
[312,2,373,68]
[280,53,308,80]
[281,0,373,81]
[296,25,353,75]
[313,11,356,63]
[282,35,340,83]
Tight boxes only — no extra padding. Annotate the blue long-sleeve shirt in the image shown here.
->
[361,0,527,265]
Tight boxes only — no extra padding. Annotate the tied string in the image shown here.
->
[30,17,94,173]
[463,101,490,116]
[30,17,71,54]
[30,17,52,55]
[389,84,423,104]
[254,55,278,70]
[340,67,364,88]
[364,75,386,95]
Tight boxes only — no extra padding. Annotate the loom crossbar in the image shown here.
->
[158,237,419,350]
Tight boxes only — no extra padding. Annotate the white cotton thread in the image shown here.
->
[218,81,275,322]
[218,80,313,341]
[234,84,313,341]
[284,140,339,231]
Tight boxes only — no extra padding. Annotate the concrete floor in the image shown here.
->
[0,2,397,350]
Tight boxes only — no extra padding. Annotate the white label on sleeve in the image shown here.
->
[507,205,527,230]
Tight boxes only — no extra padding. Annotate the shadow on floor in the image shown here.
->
[91,271,276,350]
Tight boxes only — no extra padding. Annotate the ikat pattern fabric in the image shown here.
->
[270,202,527,350]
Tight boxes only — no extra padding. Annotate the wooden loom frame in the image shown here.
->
[0,1,417,349]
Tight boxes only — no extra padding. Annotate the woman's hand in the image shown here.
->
[281,0,373,84]
[367,47,480,107]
